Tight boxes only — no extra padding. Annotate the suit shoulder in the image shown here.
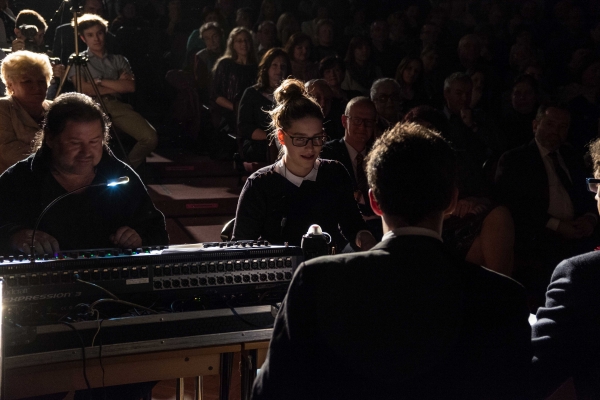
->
[553,250,600,280]
[464,261,526,301]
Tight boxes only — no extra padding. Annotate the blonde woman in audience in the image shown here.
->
[0,50,51,174]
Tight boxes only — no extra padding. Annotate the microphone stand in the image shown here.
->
[30,176,129,262]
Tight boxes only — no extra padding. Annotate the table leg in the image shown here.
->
[240,349,257,400]
[219,352,234,400]
[176,377,185,400]
[195,376,203,400]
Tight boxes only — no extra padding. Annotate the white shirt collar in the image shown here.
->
[274,159,320,187]
[381,226,443,242]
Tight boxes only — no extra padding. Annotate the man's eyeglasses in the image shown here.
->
[283,131,327,147]
[345,116,376,128]
[587,178,600,193]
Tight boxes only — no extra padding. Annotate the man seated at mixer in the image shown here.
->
[0,92,168,257]
[252,123,531,400]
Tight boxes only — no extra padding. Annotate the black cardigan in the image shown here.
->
[232,159,368,249]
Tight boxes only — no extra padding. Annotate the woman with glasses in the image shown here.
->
[232,78,376,251]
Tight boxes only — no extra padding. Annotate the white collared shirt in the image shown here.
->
[274,159,320,187]
[382,226,443,242]
[535,139,575,230]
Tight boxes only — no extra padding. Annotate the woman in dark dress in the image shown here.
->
[341,36,382,96]
[211,27,258,135]
[395,56,428,112]
[237,48,290,162]
[232,79,376,251]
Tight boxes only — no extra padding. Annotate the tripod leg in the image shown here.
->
[55,62,72,98]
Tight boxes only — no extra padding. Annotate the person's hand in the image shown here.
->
[10,229,60,256]
[573,215,597,238]
[110,226,142,248]
[452,197,490,218]
[557,220,584,240]
[52,63,65,79]
[119,71,134,80]
[11,38,25,52]
[356,231,377,251]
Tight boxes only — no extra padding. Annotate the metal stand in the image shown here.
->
[219,352,234,400]
[54,2,130,165]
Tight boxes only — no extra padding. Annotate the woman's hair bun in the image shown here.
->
[273,78,307,105]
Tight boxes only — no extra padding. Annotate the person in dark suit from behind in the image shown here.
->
[495,103,598,306]
[320,96,382,239]
[531,137,600,399]
[252,122,531,400]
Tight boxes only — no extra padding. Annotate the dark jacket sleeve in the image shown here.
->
[232,171,269,241]
[531,254,600,399]
[211,58,229,101]
[251,263,319,400]
[327,161,368,246]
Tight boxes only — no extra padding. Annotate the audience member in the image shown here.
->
[370,78,402,135]
[501,75,539,151]
[312,19,337,62]
[300,3,329,43]
[194,22,224,100]
[321,97,382,239]
[284,32,318,82]
[395,56,427,112]
[110,0,149,33]
[319,55,360,103]
[184,7,226,69]
[342,36,382,96]
[252,121,530,400]
[305,79,344,140]
[211,26,258,143]
[0,92,168,257]
[232,78,376,252]
[530,136,600,399]
[370,19,403,78]
[255,0,280,29]
[52,0,118,65]
[237,47,289,162]
[457,34,485,72]
[11,9,47,53]
[68,14,157,169]
[495,104,598,306]
[255,20,277,59]
[0,51,52,174]
[276,12,299,48]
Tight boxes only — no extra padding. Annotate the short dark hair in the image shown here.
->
[344,36,371,65]
[284,32,312,61]
[34,93,111,153]
[319,55,345,77]
[444,72,471,91]
[255,47,290,92]
[366,123,456,225]
[199,21,222,37]
[15,9,47,31]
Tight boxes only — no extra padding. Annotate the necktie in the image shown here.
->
[355,153,369,200]
[548,151,572,190]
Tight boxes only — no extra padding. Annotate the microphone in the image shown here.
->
[29,176,130,261]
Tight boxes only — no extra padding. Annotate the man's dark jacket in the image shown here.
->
[532,250,600,399]
[252,234,531,400]
[494,139,595,241]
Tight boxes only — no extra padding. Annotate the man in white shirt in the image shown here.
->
[495,104,598,306]
[321,96,382,238]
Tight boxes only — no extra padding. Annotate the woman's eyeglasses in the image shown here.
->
[283,131,328,147]
[587,178,600,193]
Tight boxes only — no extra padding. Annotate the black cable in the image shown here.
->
[228,306,274,329]
[59,321,92,397]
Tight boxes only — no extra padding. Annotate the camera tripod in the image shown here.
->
[54,0,130,165]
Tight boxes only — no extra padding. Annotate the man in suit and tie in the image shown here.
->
[530,136,600,399]
[252,122,531,400]
[321,96,382,239]
[495,103,598,305]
